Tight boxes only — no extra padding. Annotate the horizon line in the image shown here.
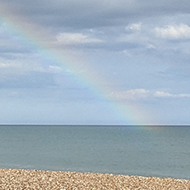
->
[0,124,190,127]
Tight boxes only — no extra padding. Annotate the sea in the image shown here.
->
[0,125,190,179]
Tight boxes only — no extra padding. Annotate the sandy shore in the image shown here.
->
[0,169,190,189]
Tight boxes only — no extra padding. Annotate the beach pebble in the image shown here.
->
[0,168,189,189]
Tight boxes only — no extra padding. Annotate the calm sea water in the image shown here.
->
[0,125,190,179]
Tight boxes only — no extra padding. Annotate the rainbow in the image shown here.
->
[0,3,154,125]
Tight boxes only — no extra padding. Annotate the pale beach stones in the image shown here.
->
[0,169,190,189]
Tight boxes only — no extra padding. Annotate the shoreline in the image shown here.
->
[0,169,190,189]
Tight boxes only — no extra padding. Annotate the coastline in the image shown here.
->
[0,169,190,189]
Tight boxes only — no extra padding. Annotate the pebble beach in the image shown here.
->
[0,169,190,189]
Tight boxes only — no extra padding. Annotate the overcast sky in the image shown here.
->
[0,0,190,125]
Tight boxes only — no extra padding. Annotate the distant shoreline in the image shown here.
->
[0,168,189,189]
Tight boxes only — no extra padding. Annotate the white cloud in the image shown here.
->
[154,91,190,98]
[48,65,62,73]
[154,91,173,97]
[126,23,142,32]
[155,24,190,39]
[0,61,62,75]
[0,62,22,68]
[109,89,150,100]
[56,32,102,45]
[109,89,190,100]
[119,23,154,49]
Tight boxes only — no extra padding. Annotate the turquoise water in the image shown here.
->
[0,125,190,179]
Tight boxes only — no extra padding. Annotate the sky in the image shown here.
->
[0,0,190,125]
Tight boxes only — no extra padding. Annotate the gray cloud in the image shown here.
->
[1,0,190,55]
[2,0,190,30]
